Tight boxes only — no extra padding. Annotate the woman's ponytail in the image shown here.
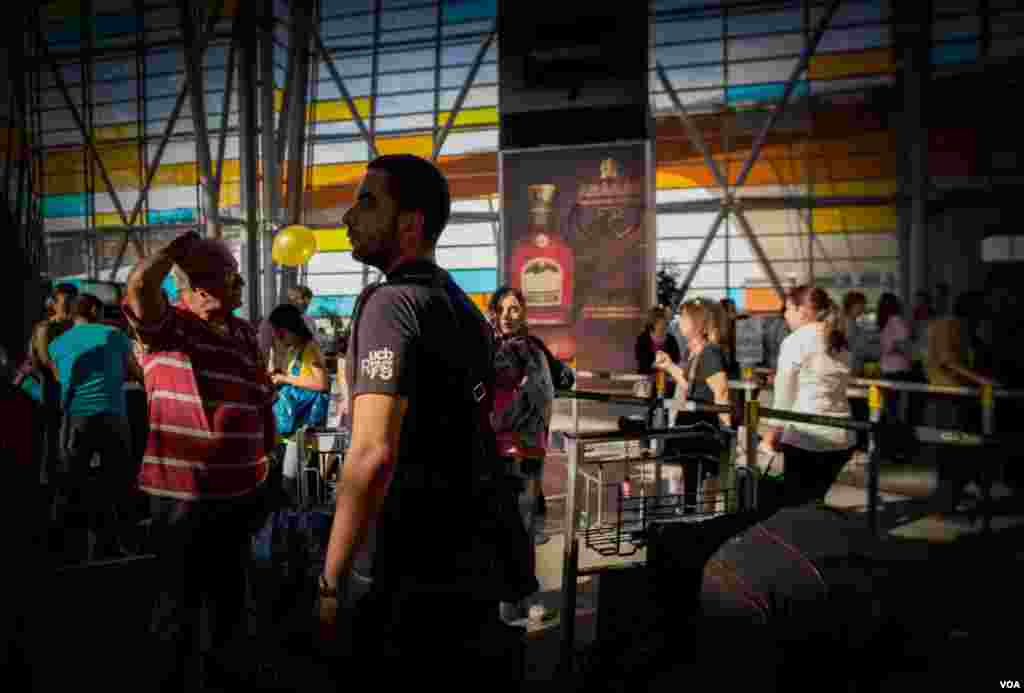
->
[820,301,848,357]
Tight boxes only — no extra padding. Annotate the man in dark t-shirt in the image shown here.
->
[317,155,519,687]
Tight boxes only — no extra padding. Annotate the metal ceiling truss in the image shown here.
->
[656,0,843,301]
[106,0,226,279]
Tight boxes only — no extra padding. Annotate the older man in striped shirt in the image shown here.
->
[124,230,276,691]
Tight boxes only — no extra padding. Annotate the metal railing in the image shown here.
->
[562,368,1015,537]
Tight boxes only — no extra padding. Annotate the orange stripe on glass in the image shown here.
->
[809,48,896,81]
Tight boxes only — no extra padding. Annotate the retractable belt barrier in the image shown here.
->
[558,370,1016,538]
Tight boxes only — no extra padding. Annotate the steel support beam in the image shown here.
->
[732,206,786,298]
[312,31,378,159]
[656,195,901,215]
[900,2,931,309]
[663,0,841,300]
[281,0,313,297]
[433,28,495,161]
[655,62,729,193]
[733,0,841,190]
[238,11,261,321]
[179,0,220,237]
[260,0,279,313]
[213,22,237,233]
[108,4,225,279]
[679,207,728,298]
[38,42,129,227]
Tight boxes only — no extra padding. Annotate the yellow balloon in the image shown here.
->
[272,225,318,267]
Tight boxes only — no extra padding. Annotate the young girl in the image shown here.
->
[762,286,854,508]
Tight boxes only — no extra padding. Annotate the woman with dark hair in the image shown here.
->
[268,303,329,501]
[762,286,854,508]
[843,291,871,450]
[636,305,681,397]
[718,298,739,378]
[268,303,329,393]
[877,293,913,383]
[488,286,556,623]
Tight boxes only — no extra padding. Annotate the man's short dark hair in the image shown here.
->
[367,154,451,246]
[71,293,103,321]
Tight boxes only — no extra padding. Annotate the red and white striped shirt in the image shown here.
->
[123,300,275,501]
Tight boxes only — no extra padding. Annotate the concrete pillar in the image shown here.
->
[897,2,931,307]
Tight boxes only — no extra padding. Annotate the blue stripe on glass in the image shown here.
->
[148,208,197,225]
[442,0,497,24]
[726,81,809,105]
[308,295,358,317]
[727,287,744,313]
[43,193,88,218]
[449,268,497,294]
[931,41,979,66]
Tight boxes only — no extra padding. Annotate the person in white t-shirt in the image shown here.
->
[762,286,855,508]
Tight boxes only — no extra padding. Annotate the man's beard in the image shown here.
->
[351,215,401,270]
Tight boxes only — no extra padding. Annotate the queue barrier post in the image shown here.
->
[745,398,760,508]
[867,385,883,538]
[980,384,995,532]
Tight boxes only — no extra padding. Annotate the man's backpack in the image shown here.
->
[350,264,538,602]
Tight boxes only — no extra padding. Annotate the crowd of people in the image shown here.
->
[5,151,1017,690]
[633,281,1014,515]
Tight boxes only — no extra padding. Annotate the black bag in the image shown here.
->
[528,334,574,390]
[351,265,538,603]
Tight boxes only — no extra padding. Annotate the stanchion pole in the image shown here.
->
[980,384,995,532]
[559,435,580,677]
[867,385,883,537]
[746,398,760,509]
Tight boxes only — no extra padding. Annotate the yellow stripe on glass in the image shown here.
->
[308,162,367,189]
[435,106,498,128]
[95,123,139,141]
[811,206,897,233]
[809,48,896,81]
[312,227,352,252]
[309,97,372,123]
[95,212,126,227]
[811,179,898,198]
[375,134,433,159]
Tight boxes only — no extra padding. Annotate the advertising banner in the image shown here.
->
[501,142,652,375]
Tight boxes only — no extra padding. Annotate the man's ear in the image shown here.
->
[397,210,425,241]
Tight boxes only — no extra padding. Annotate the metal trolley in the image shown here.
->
[557,396,747,674]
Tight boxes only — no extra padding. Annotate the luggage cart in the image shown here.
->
[294,426,350,508]
[558,423,746,675]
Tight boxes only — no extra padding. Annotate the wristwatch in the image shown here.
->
[319,574,339,599]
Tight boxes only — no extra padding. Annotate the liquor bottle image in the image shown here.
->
[510,184,575,326]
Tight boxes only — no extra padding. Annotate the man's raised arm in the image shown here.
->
[125,230,199,325]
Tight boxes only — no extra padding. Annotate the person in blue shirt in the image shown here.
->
[48,293,143,562]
